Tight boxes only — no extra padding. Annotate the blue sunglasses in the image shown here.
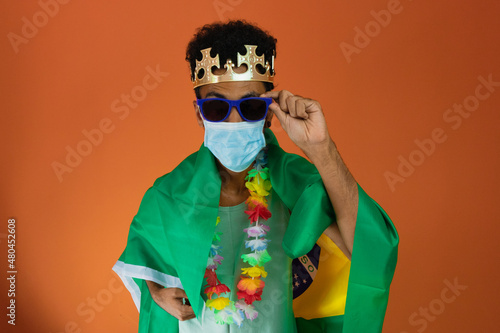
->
[196,97,273,122]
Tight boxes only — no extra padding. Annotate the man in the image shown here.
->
[113,20,398,332]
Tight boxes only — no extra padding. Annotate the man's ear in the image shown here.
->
[193,100,204,128]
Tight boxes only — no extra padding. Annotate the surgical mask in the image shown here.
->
[203,119,266,173]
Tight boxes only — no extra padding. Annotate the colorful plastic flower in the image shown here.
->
[244,224,270,238]
[245,238,269,251]
[237,289,263,305]
[241,265,268,278]
[213,309,233,325]
[212,231,222,242]
[244,204,272,223]
[207,254,224,269]
[204,283,230,299]
[210,244,221,256]
[235,300,259,320]
[246,167,270,181]
[204,268,218,286]
[245,174,272,196]
[241,250,271,266]
[213,254,223,265]
[228,308,245,327]
[246,191,268,209]
[237,277,265,294]
[206,297,230,311]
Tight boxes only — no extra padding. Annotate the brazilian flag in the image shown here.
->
[113,129,398,332]
[293,187,398,332]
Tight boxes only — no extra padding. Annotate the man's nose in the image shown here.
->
[225,106,243,122]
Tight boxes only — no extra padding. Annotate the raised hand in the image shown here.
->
[261,89,332,160]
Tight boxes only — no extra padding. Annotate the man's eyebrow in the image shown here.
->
[204,91,261,99]
[205,91,227,98]
[240,91,260,99]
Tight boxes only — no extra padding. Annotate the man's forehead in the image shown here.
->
[200,80,266,98]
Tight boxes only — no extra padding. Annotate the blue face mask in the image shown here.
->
[203,119,266,173]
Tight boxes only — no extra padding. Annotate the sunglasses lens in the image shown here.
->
[201,100,230,122]
[240,99,268,121]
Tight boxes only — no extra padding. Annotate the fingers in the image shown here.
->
[261,90,280,99]
[261,90,310,119]
[268,101,286,124]
[168,288,195,321]
[168,302,195,321]
[177,304,196,321]
[152,287,196,321]
[289,96,309,119]
[277,90,294,114]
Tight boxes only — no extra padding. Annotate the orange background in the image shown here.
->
[1,0,499,332]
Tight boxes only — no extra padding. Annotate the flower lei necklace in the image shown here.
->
[203,148,273,326]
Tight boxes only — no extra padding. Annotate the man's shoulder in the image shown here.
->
[151,150,199,190]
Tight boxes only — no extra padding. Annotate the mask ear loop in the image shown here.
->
[196,101,204,119]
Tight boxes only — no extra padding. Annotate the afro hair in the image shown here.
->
[186,20,277,97]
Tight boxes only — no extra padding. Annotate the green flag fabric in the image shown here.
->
[113,128,398,332]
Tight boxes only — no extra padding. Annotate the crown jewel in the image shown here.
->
[192,45,275,88]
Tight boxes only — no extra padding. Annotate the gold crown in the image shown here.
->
[192,45,275,88]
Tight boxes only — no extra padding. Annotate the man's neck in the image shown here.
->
[216,160,253,206]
